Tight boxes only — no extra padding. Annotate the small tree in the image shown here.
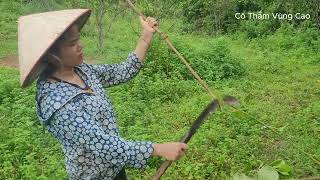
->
[91,0,122,51]
[92,0,107,50]
[313,0,320,29]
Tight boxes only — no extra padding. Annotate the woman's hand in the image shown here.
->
[152,142,188,161]
[139,16,158,36]
[134,16,159,63]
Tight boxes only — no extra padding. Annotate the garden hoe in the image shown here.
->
[125,0,240,179]
[152,96,239,179]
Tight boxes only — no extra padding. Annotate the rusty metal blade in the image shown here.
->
[152,96,240,180]
[179,99,220,143]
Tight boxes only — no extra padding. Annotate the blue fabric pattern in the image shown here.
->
[35,52,154,179]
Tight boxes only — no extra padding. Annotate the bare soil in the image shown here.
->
[0,55,96,69]
[0,55,19,68]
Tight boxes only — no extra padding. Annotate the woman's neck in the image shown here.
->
[52,66,76,79]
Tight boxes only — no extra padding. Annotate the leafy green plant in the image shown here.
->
[143,37,246,81]
[270,159,293,176]
[232,160,294,180]
[0,1,319,179]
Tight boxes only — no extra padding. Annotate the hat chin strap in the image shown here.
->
[46,53,65,79]
[47,53,66,70]
[47,53,62,65]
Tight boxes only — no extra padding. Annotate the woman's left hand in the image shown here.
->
[134,16,158,62]
[139,16,158,35]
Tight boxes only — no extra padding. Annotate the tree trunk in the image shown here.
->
[95,0,107,50]
[314,0,320,29]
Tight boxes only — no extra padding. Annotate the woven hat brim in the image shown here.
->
[18,9,92,88]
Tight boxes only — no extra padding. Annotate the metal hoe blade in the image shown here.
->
[152,96,240,180]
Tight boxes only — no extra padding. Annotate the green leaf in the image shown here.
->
[232,173,254,180]
[232,110,246,119]
[278,125,288,133]
[257,166,279,180]
[270,159,293,176]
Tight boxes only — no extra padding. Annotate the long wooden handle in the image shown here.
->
[125,1,224,179]
[151,161,172,180]
[126,0,217,100]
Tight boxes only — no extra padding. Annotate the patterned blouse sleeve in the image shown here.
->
[88,52,143,88]
[49,101,154,169]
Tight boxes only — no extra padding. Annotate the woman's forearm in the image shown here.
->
[134,30,154,63]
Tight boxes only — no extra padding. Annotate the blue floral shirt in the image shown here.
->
[35,52,154,179]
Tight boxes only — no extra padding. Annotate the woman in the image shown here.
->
[18,9,187,179]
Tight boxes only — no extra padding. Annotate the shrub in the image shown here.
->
[143,37,246,81]
[181,0,236,35]
[239,20,280,39]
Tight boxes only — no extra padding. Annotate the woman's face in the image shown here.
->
[58,24,84,67]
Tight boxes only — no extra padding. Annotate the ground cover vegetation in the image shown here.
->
[0,0,319,179]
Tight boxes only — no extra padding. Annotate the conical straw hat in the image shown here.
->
[18,9,91,88]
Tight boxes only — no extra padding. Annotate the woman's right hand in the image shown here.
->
[152,142,188,161]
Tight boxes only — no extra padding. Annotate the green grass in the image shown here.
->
[0,1,319,179]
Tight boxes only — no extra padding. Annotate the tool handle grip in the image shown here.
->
[152,160,173,180]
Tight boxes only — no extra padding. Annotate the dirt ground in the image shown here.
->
[0,55,19,68]
[0,55,96,69]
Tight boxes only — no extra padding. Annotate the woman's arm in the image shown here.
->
[50,100,155,169]
[49,98,187,168]
[134,16,158,63]
[85,53,143,87]
[80,16,158,88]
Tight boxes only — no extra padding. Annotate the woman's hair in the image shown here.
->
[39,24,76,81]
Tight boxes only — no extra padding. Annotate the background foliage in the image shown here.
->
[0,0,319,179]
